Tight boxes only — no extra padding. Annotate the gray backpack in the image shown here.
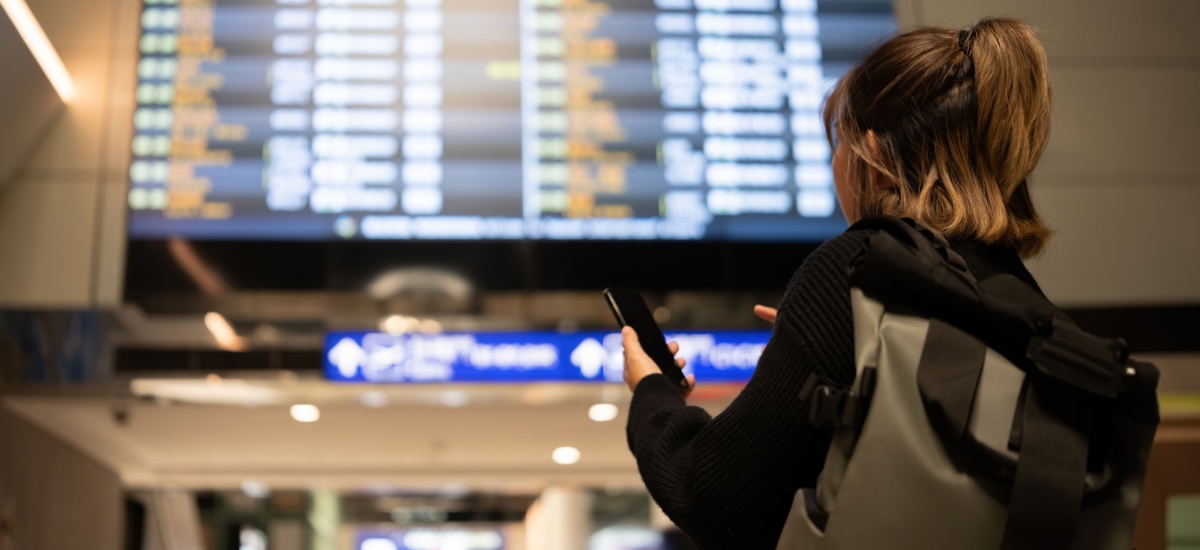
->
[776,217,1160,550]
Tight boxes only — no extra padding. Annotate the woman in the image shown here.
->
[621,18,1054,549]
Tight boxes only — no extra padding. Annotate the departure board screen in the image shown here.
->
[127,0,895,241]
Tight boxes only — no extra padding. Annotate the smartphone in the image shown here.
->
[603,287,689,391]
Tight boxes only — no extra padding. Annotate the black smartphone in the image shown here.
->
[603,287,689,391]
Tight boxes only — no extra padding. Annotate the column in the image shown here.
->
[525,486,591,550]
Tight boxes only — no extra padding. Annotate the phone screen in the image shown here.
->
[603,287,689,390]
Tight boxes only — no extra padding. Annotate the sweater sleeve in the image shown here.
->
[625,230,870,549]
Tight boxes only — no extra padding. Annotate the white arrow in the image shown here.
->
[327,337,366,378]
[570,338,607,379]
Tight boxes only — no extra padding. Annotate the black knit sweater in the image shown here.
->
[625,227,1043,549]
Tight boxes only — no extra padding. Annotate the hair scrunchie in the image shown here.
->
[957,29,975,78]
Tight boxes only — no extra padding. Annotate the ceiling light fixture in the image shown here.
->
[418,318,443,334]
[551,446,581,465]
[588,403,619,422]
[290,403,320,423]
[168,238,228,296]
[380,315,420,335]
[0,0,74,100]
[204,312,244,351]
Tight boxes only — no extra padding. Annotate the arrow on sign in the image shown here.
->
[328,337,366,378]
[570,338,606,379]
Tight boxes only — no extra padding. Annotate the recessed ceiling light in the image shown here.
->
[552,446,581,465]
[588,403,619,422]
[290,403,320,423]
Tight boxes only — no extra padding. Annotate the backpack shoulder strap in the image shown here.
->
[847,215,970,275]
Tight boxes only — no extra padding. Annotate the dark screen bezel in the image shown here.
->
[123,238,824,299]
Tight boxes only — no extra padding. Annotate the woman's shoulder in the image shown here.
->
[770,227,874,385]
[789,227,874,284]
[812,227,874,264]
[775,227,874,320]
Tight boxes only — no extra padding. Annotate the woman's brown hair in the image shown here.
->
[824,17,1052,257]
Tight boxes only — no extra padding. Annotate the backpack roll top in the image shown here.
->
[775,216,1160,550]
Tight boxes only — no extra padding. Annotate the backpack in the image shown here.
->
[775,216,1161,550]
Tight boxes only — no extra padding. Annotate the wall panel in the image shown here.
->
[0,403,123,550]
[1027,183,1200,306]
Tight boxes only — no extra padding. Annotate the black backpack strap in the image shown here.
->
[847,215,970,275]
[1001,378,1089,550]
[980,275,1104,550]
[983,274,1129,399]
[917,318,988,457]
[916,316,1036,497]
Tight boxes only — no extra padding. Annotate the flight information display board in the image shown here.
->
[127,0,895,240]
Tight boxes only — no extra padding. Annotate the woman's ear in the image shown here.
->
[865,130,895,190]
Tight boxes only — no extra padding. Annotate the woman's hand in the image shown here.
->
[621,326,694,397]
[754,305,777,324]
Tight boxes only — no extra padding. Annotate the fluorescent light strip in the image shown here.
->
[204,312,243,351]
[0,0,74,100]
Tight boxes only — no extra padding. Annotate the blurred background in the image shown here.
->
[0,0,1197,548]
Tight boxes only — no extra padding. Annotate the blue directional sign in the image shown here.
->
[358,529,504,550]
[323,329,772,384]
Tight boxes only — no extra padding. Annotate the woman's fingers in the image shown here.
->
[668,342,687,367]
[754,305,778,324]
[622,326,662,392]
[625,333,691,393]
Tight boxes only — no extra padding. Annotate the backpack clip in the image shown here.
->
[1026,318,1128,399]
[807,368,877,430]
[809,385,847,429]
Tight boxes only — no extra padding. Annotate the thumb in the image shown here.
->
[621,326,639,346]
[754,305,777,323]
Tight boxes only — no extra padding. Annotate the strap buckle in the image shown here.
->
[808,385,847,429]
[807,368,877,430]
[1026,318,1129,399]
